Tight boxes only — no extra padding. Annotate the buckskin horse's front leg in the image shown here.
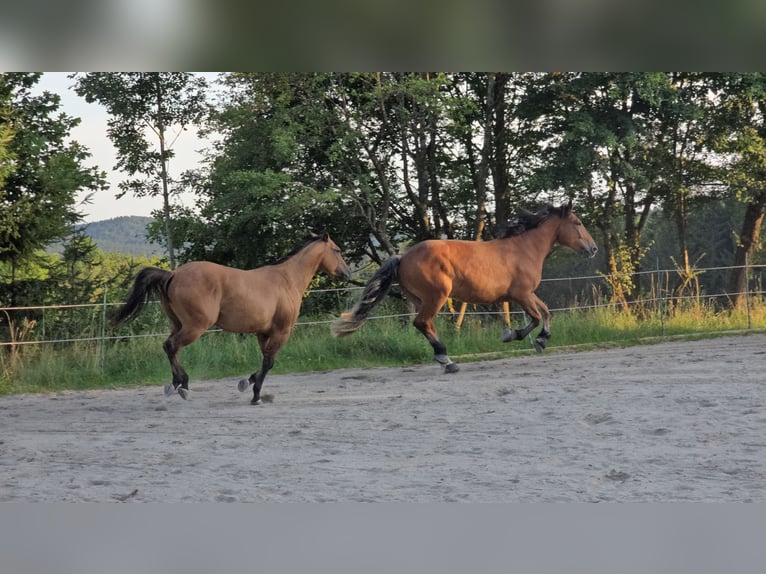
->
[237,354,274,405]
[237,332,282,404]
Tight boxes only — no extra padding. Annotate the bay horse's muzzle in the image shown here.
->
[582,244,598,258]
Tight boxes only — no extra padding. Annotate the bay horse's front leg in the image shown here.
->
[501,295,551,353]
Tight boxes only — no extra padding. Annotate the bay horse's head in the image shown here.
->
[554,203,598,258]
[312,231,353,281]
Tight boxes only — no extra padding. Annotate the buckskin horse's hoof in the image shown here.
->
[250,398,262,406]
[444,362,460,374]
[533,339,547,353]
[163,384,174,397]
[177,387,190,400]
[237,378,250,392]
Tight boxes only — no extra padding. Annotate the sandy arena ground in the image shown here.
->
[1,333,765,502]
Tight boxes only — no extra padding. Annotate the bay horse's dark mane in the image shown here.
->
[273,234,324,264]
[502,204,572,238]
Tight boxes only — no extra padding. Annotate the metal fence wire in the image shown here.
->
[2,263,765,348]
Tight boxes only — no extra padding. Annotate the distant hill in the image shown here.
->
[49,216,165,257]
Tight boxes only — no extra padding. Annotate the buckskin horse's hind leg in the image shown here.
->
[162,325,205,399]
[163,337,190,399]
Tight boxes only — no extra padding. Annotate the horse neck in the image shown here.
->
[510,217,561,262]
[277,244,325,292]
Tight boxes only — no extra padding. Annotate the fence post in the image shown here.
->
[657,258,665,336]
[100,286,107,376]
[746,252,752,330]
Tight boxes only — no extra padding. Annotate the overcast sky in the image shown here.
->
[33,72,210,223]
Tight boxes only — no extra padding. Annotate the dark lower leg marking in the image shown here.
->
[163,337,190,398]
[502,318,539,343]
[534,327,551,352]
[250,355,275,405]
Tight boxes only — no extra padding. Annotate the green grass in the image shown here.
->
[3,301,766,396]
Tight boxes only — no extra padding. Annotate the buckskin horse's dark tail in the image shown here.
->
[110,267,173,326]
[332,256,401,337]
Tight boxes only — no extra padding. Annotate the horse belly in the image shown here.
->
[450,278,510,305]
[450,259,513,303]
[216,299,275,334]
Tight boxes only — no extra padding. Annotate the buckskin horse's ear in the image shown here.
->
[308,230,318,238]
[321,231,330,242]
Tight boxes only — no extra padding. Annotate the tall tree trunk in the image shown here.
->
[155,78,176,269]
[472,73,494,240]
[729,200,765,306]
[491,73,511,237]
[673,186,693,295]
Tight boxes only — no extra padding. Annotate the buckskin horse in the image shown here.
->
[112,232,352,404]
[332,203,597,372]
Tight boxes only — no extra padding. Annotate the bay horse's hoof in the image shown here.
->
[444,362,460,374]
[163,384,174,397]
[237,378,251,392]
[533,339,547,353]
[250,398,262,406]
[501,327,517,342]
[177,387,190,400]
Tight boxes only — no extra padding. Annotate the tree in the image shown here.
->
[706,73,766,305]
[516,73,719,303]
[72,73,208,269]
[171,73,354,269]
[0,72,106,306]
[176,73,464,268]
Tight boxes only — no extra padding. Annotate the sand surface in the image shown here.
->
[2,333,765,502]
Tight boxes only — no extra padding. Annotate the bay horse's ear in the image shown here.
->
[562,200,573,217]
[321,231,330,242]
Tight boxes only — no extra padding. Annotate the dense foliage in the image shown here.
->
[0,73,106,304]
[4,72,766,349]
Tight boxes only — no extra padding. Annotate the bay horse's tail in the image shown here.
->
[332,256,401,337]
[110,267,173,326]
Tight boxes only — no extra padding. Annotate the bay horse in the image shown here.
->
[332,203,597,372]
[111,232,352,404]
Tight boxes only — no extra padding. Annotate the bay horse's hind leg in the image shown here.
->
[411,296,460,374]
[530,295,552,352]
[238,332,286,405]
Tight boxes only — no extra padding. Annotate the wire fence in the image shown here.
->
[2,262,766,349]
